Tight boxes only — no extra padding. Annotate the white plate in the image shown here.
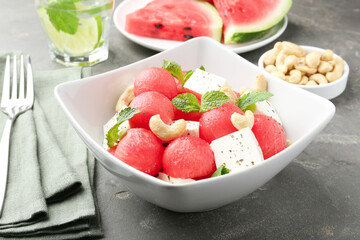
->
[113,0,288,53]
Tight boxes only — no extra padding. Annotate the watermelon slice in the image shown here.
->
[213,0,292,43]
[125,0,223,42]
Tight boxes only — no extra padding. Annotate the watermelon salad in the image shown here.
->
[103,61,288,184]
[125,0,292,44]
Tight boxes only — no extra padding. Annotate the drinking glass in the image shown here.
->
[36,0,113,67]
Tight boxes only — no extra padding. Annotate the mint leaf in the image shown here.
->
[184,70,194,82]
[211,165,231,177]
[171,91,229,113]
[171,93,200,113]
[116,107,141,124]
[162,60,185,85]
[200,91,229,112]
[105,107,140,148]
[106,123,120,148]
[46,1,79,35]
[237,91,273,112]
[163,60,206,90]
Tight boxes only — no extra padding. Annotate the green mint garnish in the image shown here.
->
[162,60,206,90]
[184,70,194,82]
[211,165,231,177]
[237,91,273,112]
[171,90,229,113]
[199,91,229,113]
[46,0,79,35]
[105,107,141,148]
[162,60,185,86]
[171,93,200,113]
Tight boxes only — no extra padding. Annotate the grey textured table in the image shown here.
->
[1,0,360,239]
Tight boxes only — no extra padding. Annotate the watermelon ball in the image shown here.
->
[134,67,178,100]
[251,115,287,160]
[129,91,175,130]
[114,128,164,176]
[199,102,244,143]
[163,136,216,179]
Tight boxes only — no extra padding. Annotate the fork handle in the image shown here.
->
[0,118,13,217]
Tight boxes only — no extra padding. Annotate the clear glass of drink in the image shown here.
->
[35,0,113,67]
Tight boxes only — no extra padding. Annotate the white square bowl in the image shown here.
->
[55,37,335,212]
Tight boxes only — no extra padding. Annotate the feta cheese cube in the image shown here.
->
[183,121,200,137]
[210,128,264,172]
[183,68,230,95]
[254,100,283,125]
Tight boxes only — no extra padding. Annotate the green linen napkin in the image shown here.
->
[0,53,102,239]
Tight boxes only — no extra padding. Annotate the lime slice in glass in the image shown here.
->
[37,7,102,56]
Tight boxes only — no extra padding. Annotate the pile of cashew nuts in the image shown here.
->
[263,41,345,86]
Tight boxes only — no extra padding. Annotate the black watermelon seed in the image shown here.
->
[184,27,192,30]
[184,35,193,39]
[155,24,163,29]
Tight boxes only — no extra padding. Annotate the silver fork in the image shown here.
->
[0,55,34,217]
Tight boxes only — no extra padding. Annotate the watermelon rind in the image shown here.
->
[200,1,223,42]
[221,0,292,44]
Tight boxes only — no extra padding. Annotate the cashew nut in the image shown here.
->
[294,58,317,75]
[115,85,135,112]
[281,41,306,57]
[309,73,328,85]
[326,57,344,82]
[284,75,290,82]
[306,80,317,86]
[284,55,297,70]
[265,65,277,73]
[271,71,287,81]
[299,75,309,85]
[220,86,238,105]
[289,69,302,84]
[275,50,288,74]
[305,51,322,68]
[253,74,268,91]
[317,61,333,74]
[231,111,254,130]
[149,115,186,142]
[321,49,334,61]
[263,42,282,66]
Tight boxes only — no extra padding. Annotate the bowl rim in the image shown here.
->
[55,37,336,188]
[258,45,350,89]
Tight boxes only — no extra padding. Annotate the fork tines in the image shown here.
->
[1,55,33,107]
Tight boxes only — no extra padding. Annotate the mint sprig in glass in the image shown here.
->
[35,0,113,67]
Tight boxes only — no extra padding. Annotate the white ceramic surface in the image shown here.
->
[55,37,335,212]
[113,0,288,53]
[258,45,349,100]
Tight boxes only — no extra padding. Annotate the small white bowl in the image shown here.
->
[55,37,335,212]
[258,45,349,100]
